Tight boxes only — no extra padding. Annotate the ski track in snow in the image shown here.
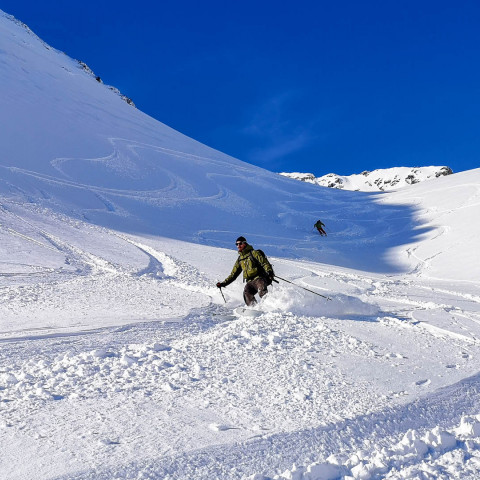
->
[2,189,480,480]
[2,202,480,478]
[1,210,480,478]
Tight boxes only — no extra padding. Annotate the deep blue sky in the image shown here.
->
[3,1,480,175]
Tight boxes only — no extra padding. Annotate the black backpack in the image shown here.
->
[250,249,276,284]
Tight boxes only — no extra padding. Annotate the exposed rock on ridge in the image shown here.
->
[280,166,453,192]
[78,61,136,107]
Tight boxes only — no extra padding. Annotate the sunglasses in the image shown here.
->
[236,241,246,246]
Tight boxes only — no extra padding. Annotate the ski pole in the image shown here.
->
[274,275,332,301]
[218,286,227,303]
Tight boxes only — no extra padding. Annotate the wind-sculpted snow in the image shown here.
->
[261,416,480,479]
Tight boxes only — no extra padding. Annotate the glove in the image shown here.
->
[216,282,225,288]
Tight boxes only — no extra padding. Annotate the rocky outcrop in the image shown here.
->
[78,61,136,107]
[280,166,453,192]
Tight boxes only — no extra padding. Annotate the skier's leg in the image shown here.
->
[255,278,268,298]
[243,281,258,306]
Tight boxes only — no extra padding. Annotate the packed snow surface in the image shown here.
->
[280,166,453,191]
[1,9,480,480]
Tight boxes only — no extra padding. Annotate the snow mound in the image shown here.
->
[253,415,480,480]
[261,285,378,318]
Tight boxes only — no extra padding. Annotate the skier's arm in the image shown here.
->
[222,259,242,286]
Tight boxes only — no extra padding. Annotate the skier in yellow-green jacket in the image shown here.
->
[216,236,274,306]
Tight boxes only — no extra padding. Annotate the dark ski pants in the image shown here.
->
[243,277,268,306]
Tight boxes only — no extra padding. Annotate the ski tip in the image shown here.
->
[233,307,263,317]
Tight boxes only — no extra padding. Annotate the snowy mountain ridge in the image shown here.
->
[2,9,480,480]
[0,9,135,108]
[280,165,453,191]
[77,60,136,107]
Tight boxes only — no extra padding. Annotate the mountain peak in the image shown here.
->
[280,166,453,191]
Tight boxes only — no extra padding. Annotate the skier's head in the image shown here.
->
[236,236,247,251]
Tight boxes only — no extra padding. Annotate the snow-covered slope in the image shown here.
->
[280,166,453,191]
[0,9,433,276]
[2,9,480,480]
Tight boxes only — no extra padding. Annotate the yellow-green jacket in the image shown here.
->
[223,245,273,286]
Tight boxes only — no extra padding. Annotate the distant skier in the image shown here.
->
[314,220,327,236]
[216,236,274,306]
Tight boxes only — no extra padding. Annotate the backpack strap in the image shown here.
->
[249,251,276,283]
